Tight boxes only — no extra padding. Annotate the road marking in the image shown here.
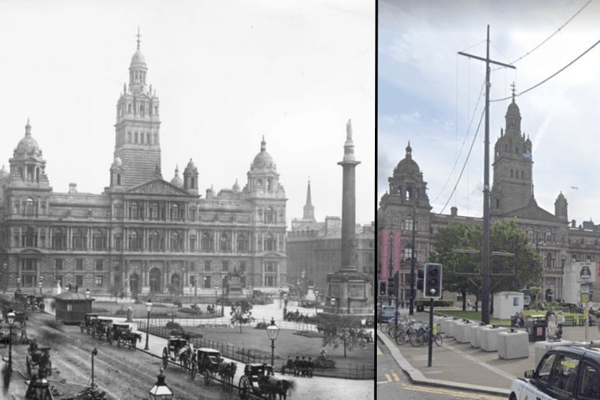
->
[385,373,392,383]
[391,371,400,381]
[401,383,505,399]
[377,345,383,355]
[377,380,388,385]
[424,370,443,374]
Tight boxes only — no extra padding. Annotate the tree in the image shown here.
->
[230,300,254,333]
[429,219,543,313]
[107,285,125,304]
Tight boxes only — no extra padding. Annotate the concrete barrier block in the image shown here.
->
[480,326,504,352]
[456,322,476,343]
[447,319,463,338]
[498,330,529,359]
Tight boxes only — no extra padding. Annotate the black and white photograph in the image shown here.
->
[0,1,375,399]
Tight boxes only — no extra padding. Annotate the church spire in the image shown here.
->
[302,179,316,223]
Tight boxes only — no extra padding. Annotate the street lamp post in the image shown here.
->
[91,348,98,387]
[39,276,43,296]
[6,311,15,386]
[148,367,173,400]
[266,317,280,369]
[145,301,153,351]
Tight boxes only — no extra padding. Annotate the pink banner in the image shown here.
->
[380,229,390,281]
[392,230,402,275]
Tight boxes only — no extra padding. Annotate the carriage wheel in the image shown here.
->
[238,375,251,400]
[204,369,213,386]
[188,358,197,380]
[162,348,169,369]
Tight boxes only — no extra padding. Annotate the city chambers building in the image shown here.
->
[378,95,600,304]
[0,39,287,297]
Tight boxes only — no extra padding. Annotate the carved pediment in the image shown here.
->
[127,179,190,195]
[504,197,561,223]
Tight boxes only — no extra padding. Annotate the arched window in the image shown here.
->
[128,230,141,251]
[237,234,248,253]
[265,234,274,251]
[23,227,37,247]
[73,228,87,250]
[171,204,179,220]
[171,232,182,251]
[189,234,197,252]
[527,228,534,244]
[149,231,159,252]
[201,233,213,252]
[265,207,275,224]
[24,197,35,216]
[189,207,196,221]
[220,233,230,252]
[93,229,107,250]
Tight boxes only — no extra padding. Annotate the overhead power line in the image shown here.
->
[510,0,593,65]
[439,107,485,215]
[491,38,600,103]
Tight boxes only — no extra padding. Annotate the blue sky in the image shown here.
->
[379,0,600,225]
[0,0,374,227]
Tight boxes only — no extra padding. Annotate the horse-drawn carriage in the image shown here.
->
[109,323,140,349]
[91,318,113,342]
[80,313,99,334]
[26,343,52,378]
[162,335,193,370]
[189,348,236,389]
[238,363,295,400]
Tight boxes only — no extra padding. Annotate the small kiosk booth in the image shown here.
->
[53,290,94,325]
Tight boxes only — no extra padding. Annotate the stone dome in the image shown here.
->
[130,49,146,68]
[14,120,42,159]
[395,142,420,175]
[507,101,520,116]
[170,166,183,187]
[0,165,8,179]
[184,158,197,174]
[252,137,275,170]
[232,179,240,193]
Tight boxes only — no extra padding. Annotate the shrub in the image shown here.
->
[166,321,182,331]
[255,322,268,329]
[414,299,454,307]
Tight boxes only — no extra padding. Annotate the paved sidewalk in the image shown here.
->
[378,313,600,396]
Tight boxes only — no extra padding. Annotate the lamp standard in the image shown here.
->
[39,275,43,296]
[145,301,153,351]
[266,317,280,369]
[148,367,173,400]
[91,348,98,387]
[85,288,91,299]
[7,311,15,384]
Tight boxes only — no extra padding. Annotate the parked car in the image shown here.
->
[377,305,397,324]
[509,344,600,399]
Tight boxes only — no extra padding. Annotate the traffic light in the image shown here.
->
[387,276,395,297]
[424,263,443,299]
[417,269,424,292]
[378,280,387,296]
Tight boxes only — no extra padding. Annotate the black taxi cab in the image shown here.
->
[510,344,600,400]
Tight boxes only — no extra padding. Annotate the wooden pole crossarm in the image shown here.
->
[457,51,517,69]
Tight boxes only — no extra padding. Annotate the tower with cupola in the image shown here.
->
[491,86,533,215]
[112,30,162,188]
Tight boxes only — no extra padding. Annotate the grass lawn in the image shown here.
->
[436,309,586,325]
[184,325,373,366]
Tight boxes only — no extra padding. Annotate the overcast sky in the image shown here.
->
[0,0,374,227]
[379,0,600,226]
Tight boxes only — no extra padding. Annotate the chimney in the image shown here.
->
[571,219,576,228]
[69,183,77,194]
[451,206,458,217]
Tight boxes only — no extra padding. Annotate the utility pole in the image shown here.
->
[409,189,417,316]
[458,25,516,324]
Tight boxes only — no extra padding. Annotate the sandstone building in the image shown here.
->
[0,38,287,297]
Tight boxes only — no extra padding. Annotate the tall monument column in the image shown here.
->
[324,120,371,317]
[339,119,360,272]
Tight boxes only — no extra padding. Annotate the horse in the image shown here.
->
[259,376,295,400]
[217,361,237,390]
[125,332,143,350]
[177,343,194,370]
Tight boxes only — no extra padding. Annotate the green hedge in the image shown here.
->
[413,299,454,307]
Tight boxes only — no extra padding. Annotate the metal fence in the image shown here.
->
[138,321,374,380]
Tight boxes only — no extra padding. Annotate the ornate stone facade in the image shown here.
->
[378,99,600,304]
[0,38,287,297]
